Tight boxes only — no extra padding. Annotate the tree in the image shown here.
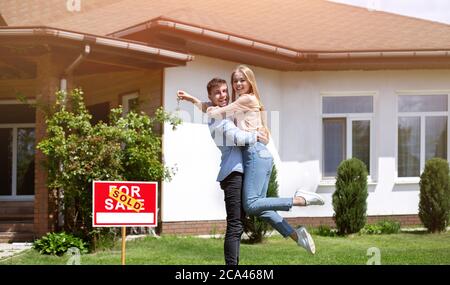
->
[333,158,368,235]
[419,158,450,233]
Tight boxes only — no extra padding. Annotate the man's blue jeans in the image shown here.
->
[242,142,295,237]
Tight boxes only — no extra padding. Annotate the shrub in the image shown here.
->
[33,232,88,256]
[311,225,338,237]
[89,228,120,251]
[376,219,401,234]
[243,164,279,243]
[419,158,450,233]
[36,89,181,248]
[360,224,382,235]
[360,220,400,235]
[333,158,368,235]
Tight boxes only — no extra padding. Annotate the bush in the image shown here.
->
[360,220,400,235]
[377,219,401,234]
[36,89,181,248]
[333,158,368,235]
[89,228,120,251]
[360,224,382,235]
[33,232,88,256]
[419,158,450,233]
[243,164,279,243]
[311,225,338,237]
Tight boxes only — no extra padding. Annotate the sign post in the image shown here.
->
[93,181,158,265]
[121,227,126,265]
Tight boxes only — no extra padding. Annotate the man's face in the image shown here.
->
[209,83,229,107]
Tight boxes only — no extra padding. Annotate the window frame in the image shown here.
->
[320,91,376,182]
[0,123,35,201]
[395,91,450,182]
[121,92,139,116]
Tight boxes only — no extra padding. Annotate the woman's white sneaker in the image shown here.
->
[295,190,325,206]
[295,226,316,255]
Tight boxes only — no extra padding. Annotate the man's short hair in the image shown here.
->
[207,78,227,96]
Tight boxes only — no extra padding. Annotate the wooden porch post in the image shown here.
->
[34,54,60,237]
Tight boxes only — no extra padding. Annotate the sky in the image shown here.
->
[329,0,450,24]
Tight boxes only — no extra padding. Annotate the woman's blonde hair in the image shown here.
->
[231,65,268,131]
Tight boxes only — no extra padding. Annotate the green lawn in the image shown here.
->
[2,232,450,265]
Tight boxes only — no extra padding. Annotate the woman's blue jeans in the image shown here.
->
[242,142,295,237]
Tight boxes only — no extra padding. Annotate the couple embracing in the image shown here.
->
[177,65,325,265]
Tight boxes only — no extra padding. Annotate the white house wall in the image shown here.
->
[163,55,450,222]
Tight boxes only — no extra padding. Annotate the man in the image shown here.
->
[177,78,268,265]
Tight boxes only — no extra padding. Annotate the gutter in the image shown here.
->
[111,18,450,60]
[155,20,304,58]
[0,26,194,62]
[155,20,450,59]
[315,50,450,59]
[111,19,303,59]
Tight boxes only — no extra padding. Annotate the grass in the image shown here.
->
[1,232,450,265]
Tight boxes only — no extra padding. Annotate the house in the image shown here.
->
[1,0,450,241]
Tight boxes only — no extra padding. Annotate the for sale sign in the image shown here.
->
[93,181,157,227]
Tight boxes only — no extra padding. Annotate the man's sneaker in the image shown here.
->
[295,190,325,206]
[295,226,316,255]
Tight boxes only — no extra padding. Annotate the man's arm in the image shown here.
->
[177,90,209,113]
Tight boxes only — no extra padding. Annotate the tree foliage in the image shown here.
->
[419,158,450,233]
[333,158,368,235]
[37,89,180,246]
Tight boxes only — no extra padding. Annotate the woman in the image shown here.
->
[178,66,324,254]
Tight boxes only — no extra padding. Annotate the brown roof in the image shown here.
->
[1,0,450,52]
[0,0,122,26]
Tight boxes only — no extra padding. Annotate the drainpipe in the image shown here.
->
[60,44,90,92]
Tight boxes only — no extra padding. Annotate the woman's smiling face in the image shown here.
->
[232,71,251,96]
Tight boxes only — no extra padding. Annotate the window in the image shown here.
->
[323,118,346,177]
[323,96,373,114]
[16,128,35,195]
[0,128,12,196]
[397,94,448,177]
[122,92,139,115]
[0,103,35,199]
[87,102,110,125]
[322,95,374,178]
